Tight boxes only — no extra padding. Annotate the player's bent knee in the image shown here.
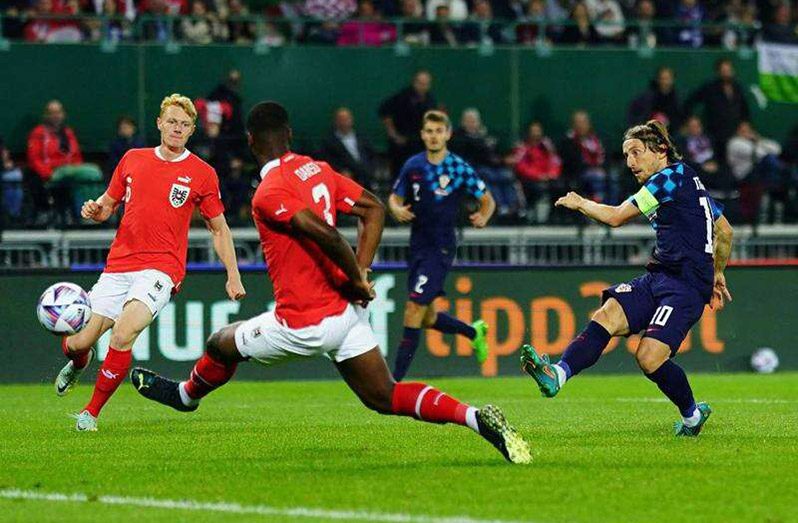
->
[109,326,140,350]
[635,342,669,374]
[592,299,627,336]
[205,323,244,363]
[421,312,437,328]
[404,301,427,327]
[205,330,223,353]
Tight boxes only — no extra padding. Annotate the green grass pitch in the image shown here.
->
[1,373,796,522]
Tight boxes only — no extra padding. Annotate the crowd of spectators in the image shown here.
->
[1,61,797,232]
[2,0,797,48]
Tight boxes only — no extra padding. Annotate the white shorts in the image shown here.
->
[235,304,379,366]
[89,269,174,321]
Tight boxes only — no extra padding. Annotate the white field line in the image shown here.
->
[501,397,797,406]
[614,398,797,404]
[0,489,530,523]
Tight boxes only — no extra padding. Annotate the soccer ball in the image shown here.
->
[750,347,779,374]
[36,282,92,335]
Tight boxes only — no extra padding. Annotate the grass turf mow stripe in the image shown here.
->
[0,488,530,523]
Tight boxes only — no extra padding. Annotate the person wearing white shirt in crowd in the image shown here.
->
[425,0,468,21]
[727,121,785,224]
[585,0,625,41]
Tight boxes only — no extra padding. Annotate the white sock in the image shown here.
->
[682,407,701,427]
[465,407,480,433]
[553,364,567,388]
[178,381,200,407]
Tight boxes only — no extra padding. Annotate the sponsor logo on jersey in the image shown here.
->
[294,162,321,181]
[177,176,192,184]
[275,204,288,216]
[252,327,262,338]
[615,283,633,293]
[154,280,163,292]
[169,183,190,208]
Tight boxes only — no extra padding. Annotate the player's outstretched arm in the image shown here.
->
[81,192,118,223]
[291,209,374,304]
[346,190,385,269]
[711,215,734,311]
[470,191,496,228]
[205,214,246,301]
[388,193,415,223]
[555,191,639,227]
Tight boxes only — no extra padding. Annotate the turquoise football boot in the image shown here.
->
[674,402,712,437]
[520,344,560,398]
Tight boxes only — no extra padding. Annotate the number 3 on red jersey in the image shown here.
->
[312,183,334,226]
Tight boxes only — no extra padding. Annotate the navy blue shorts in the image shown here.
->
[407,249,455,305]
[602,271,706,356]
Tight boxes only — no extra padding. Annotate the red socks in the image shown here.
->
[62,337,91,370]
[184,353,238,400]
[84,347,132,417]
[391,382,476,429]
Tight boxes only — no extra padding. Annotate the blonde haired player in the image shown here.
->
[55,93,246,431]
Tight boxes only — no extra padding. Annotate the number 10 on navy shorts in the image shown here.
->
[601,271,706,355]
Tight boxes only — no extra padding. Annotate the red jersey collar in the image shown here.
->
[154,146,191,163]
[259,152,296,180]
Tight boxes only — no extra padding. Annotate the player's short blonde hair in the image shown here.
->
[159,93,197,122]
[422,110,451,130]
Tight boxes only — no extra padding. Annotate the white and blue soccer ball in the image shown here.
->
[750,347,779,374]
[36,282,92,335]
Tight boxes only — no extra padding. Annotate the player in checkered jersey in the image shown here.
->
[521,120,735,437]
[388,110,496,381]
[56,94,246,432]
[131,102,531,464]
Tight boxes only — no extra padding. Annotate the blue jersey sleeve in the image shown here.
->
[462,163,487,199]
[392,161,411,198]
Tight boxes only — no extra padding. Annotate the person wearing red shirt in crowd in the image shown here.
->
[27,99,83,183]
[130,101,532,464]
[26,99,87,222]
[24,0,83,42]
[560,110,607,203]
[55,93,246,432]
[510,121,562,223]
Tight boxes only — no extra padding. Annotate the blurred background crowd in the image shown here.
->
[2,0,797,48]
[2,58,797,230]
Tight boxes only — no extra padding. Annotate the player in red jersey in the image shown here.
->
[55,94,246,432]
[131,102,532,463]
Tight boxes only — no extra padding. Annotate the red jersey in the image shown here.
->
[104,147,224,287]
[252,152,364,328]
[26,124,83,181]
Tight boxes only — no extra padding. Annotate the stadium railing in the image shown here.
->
[3,224,798,269]
[0,14,768,51]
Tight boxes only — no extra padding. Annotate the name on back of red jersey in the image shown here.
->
[294,162,321,181]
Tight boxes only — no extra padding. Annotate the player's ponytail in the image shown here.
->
[623,120,682,163]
